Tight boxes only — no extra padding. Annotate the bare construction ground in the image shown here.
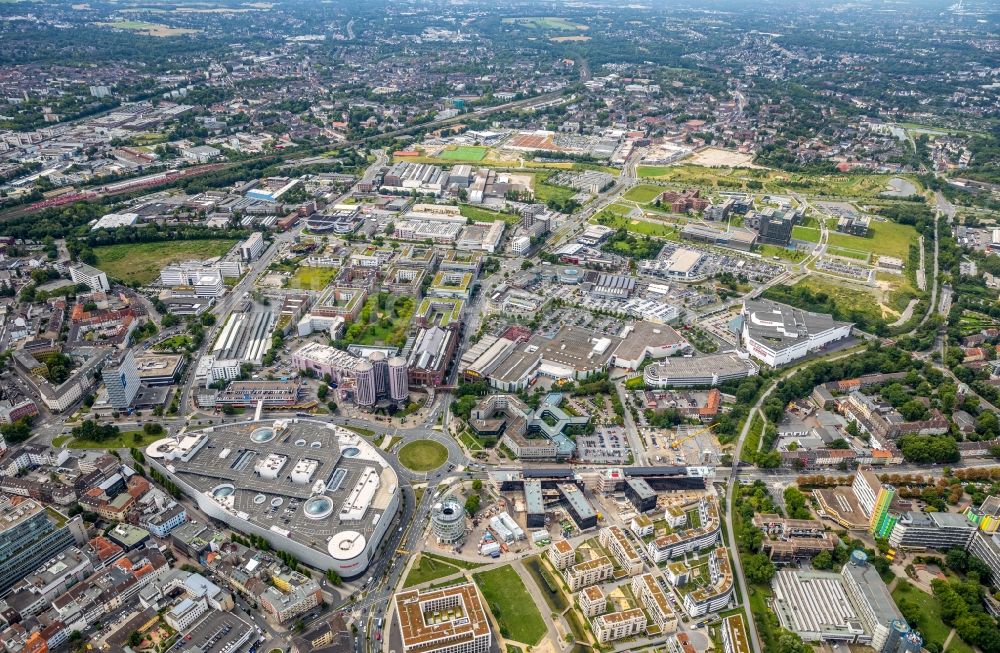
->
[687,147,763,169]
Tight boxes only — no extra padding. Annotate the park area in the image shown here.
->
[397,440,448,472]
[473,565,548,646]
[404,553,484,588]
[68,430,163,449]
[438,146,489,161]
[892,580,974,653]
[341,294,414,347]
[592,212,681,240]
[93,239,237,285]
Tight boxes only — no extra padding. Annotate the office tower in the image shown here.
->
[102,349,140,410]
[388,356,409,403]
[0,497,75,594]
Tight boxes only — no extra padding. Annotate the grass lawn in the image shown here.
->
[424,553,485,570]
[94,239,238,285]
[458,432,481,450]
[792,226,821,243]
[397,440,448,472]
[825,245,870,261]
[637,166,677,178]
[68,430,164,450]
[473,565,548,645]
[825,219,918,260]
[892,580,973,653]
[459,204,520,223]
[129,132,168,146]
[757,243,806,262]
[741,413,764,464]
[622,184,664,204]
[604,202,634,216]
[404,554,463,588]
[523,556,568,611]
[439,146,489,161]
[287,266,337,290]
[748,584,779,652]
[52,435,71,447]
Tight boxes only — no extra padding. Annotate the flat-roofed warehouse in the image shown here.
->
[459,335,518,382]
[212,310,275,365]
[144,418,400,578]
[772,569,868,643]
[394,583,492,653]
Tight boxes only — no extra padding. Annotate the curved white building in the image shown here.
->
[145,419,400,578]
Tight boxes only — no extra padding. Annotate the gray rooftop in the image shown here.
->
[161,420,396,560]
[626,478,656,501]
[842,561,904,626]
[524,480,544,515]
[559,483,596,520]
[743,299,850,352]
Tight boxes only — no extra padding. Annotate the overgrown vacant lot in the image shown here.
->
[94,239,237,285]
[286,265,337,290]
[637,164,910,198]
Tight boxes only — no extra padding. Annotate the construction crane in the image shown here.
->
[670,423,718,450]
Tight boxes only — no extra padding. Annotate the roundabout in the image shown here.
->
[396,439,449,472]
